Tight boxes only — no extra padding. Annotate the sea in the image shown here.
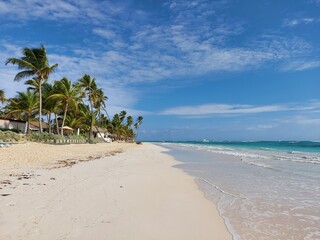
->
[157,141,320,240]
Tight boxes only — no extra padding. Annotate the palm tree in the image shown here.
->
[91,87,108,136]
[47,78,82,135]
[65,102,91,133]
[126,116,133,128]
[92,88,107,110]
[0,89,5,103]
[76,103,91,133]
[6,90,38,134]
[134,116,143,141]
[42,82,56,133]
[0,90,6,117]
[119,110,127,124]
[6,45,58,132]
[77,74,97,142]
[24,77,45,91]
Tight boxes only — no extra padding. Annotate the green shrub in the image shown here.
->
[28,132,86,144]
[68,134,86,140]
[28,132,64,143]
[0,130,21,142]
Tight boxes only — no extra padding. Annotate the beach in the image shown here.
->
[0,142,231,240]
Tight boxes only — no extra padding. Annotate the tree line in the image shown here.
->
[0,45,143,142]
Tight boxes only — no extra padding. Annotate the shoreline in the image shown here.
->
[159,142,320,240]
[0,142,231,239]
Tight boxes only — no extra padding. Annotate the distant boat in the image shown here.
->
[202,139,210,143]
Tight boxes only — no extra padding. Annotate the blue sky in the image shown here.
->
[0,0,319,141]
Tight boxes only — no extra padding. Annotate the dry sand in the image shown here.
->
[0,142,231,240]
[0,142,135,172]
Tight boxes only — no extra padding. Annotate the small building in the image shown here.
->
[60,126,74,135]
[29,121,49,132]
[0,118,27,133]
[93,127,109,138]
[93,127,112,142]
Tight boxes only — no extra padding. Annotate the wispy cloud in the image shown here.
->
[308,0,320,5]
[281,116,320,126]
[0,0,125,23]
[92,28,116,40]
[160,102,320,117]
[281,60,320,71]
[247,124,278,131]
[294,116,320,125]
[284,18,318,27]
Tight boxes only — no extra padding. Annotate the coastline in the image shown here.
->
[159,142,320,240]
[0,142,231,240]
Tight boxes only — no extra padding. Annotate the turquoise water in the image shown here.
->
[166,141,320,153]
[159,142,320,240]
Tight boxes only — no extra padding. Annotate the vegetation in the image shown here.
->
[2,45,143,143]
[0,130,20,142]
[28,132,85,144]
[6,90,39,134]
[6,45,58,133]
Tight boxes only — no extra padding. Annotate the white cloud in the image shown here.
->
[0,0,126,24]
[290,116,320,125]
[284,18,317,27]
[160,102,320,117]
[92,28,116,40]
[247,124,278,131]
[308,0,320,4]
[282,60,320,71]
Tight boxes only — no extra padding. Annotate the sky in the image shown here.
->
[0,0,319,141]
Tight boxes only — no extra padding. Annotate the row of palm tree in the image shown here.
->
[1,45,143,142]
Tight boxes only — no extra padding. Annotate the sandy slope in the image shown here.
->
[0,143,231,240]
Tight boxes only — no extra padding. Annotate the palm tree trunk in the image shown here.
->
[55,113,59,134]
[48,113,52,133]
[61,103,68,136]
[135,127,140,141]
[38,79,43,133]
[88,97,94,142]
[27,116,30,134]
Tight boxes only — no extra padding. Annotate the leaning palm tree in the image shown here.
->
[119,110,127,124]
[6,90,39,134]
[126,116,133,128]
[47,77,82,136]
[6,45,58,132]
[134,116,143,141]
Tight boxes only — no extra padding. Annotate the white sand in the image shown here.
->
[0,143,231,240]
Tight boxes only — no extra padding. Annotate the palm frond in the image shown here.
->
[14,70,36,81]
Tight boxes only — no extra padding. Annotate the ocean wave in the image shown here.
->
[179,143,320,165]
[164,142,320,165]
[240,158,274,169]
[198,177,241,198]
